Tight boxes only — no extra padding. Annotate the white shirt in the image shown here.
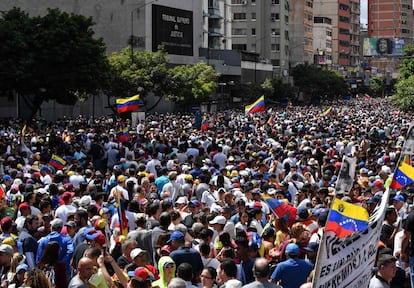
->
[110,185,129,201]
[110,210,137,232]
[55,204,76,225]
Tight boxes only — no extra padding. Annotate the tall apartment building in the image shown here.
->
[229,0,290,77]
[289,0,314,67]
[313,0,361,72]
[368,0,413,40]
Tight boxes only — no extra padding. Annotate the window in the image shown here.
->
[231,0,246,4]
[339,16,349,23]
[339,40,350,47]
[271,28,280,35]
[233,13,247,20]
[232,28,247,35]
[285,30,289,40]
[251,43,256,51]
[306,1,313,8]
[339,28,349,35]
[252,0,256,3]
[339,4,349,11]
[271,59,280,66]
[285,15,289,23]
[270,13,279,21]
[402,28,410,34]
[271,44,280,51]
[232,44,247,50]
[326,30,332,37]
[272,0,280,4]
[251,12,256,20]
[251,28,256,35]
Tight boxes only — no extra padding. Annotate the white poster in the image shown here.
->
[312,189,389,288]
[335,156,356,195]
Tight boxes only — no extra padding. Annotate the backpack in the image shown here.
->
[270,237,292,263]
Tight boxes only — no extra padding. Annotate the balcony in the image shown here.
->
[208,8,222,19]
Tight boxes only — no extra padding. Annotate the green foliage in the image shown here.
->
[291,64,348,101]
[167,62,220,103]
[399,45,414,79]
[392,75,414,112]
[261,78,294,103]
[0,8,110,117]
[369,76,384,97]
[108,47,171,98]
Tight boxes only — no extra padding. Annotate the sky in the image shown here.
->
[361,0,367,26]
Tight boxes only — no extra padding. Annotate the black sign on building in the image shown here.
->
[152,4,193,56]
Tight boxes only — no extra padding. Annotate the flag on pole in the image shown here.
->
[266,198,297,226]
[390,155,414,189]
[340,107,348,116]
[267,116,275,126]
[245,95,265,114]
[116,95,139,113]
[21,125,26,137]
[49,154,66,169]
[201,116,209,131]
[323,106,332,116]
[115,188,129,236]
[325,198,369,238]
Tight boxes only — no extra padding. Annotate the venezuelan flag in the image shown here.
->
[390,160,414,189]
[266,198,297,226]
[201,116,209,131]
[340,107,348,116]
[49,154,66,169]
[116,95,139,113]
[245,95,265,114]
[117,127,131,143]
[323,106,332,116]
[267,116,275,126]
[326,199,369,238]
[115,188,129,236]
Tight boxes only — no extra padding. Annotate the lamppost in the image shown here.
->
[130,0,158,59]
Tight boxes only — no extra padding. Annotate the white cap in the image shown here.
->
[130,248,146,259]
[176,196,187,205]
[209,215,226,225]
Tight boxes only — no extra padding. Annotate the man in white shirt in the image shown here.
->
[55,192,76,224]
[40,166,52,185]
[109,175,129,201]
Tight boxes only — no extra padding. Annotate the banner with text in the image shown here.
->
[312,188,389,288]
[152,4,193,56]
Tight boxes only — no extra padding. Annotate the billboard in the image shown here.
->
[363,38,404,57]
[152,4,193,56]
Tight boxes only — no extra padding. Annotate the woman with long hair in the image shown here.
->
[38,241,66,288]
[23,268,52,288]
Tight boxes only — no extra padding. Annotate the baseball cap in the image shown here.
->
[0,244,13,256]
[19,202,30,211]
[304,242,319,252]
[50,218,63,229]
[296,207,310,220]
[2,175,12,182]
[370,179,384,188]
[16,264,28,273]
[84,228,106,245]
[285,243,299,255]
[61,192,75,201]
[130,248,146,259]
[0,217,14,232]
[167,231,185,244]
[392,195,405,202]
[176,196,187,205]
[65,221,77,228]
[367,196,381,204]
[129,267,155,281]
[209,215,227,225]
[189,199,201,207]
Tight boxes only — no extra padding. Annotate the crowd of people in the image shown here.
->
[0,96,411,288]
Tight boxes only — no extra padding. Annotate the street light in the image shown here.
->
[130,0,158,59]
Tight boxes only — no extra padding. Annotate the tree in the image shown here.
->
[108,48,220,111]
[398,45,414,79]
[108,47,172,111]
[291,64,348,102]
[167,62,220,105]
[0,8,111,118]
[369,76,385,97]
[261,78,294,105]
[392,75,414,112]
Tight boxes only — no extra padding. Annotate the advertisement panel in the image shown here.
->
[363,38,404,56]
[152,4,193,56]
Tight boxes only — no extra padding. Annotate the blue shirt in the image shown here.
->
[271,258,314,288]
[36,231,74,271]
